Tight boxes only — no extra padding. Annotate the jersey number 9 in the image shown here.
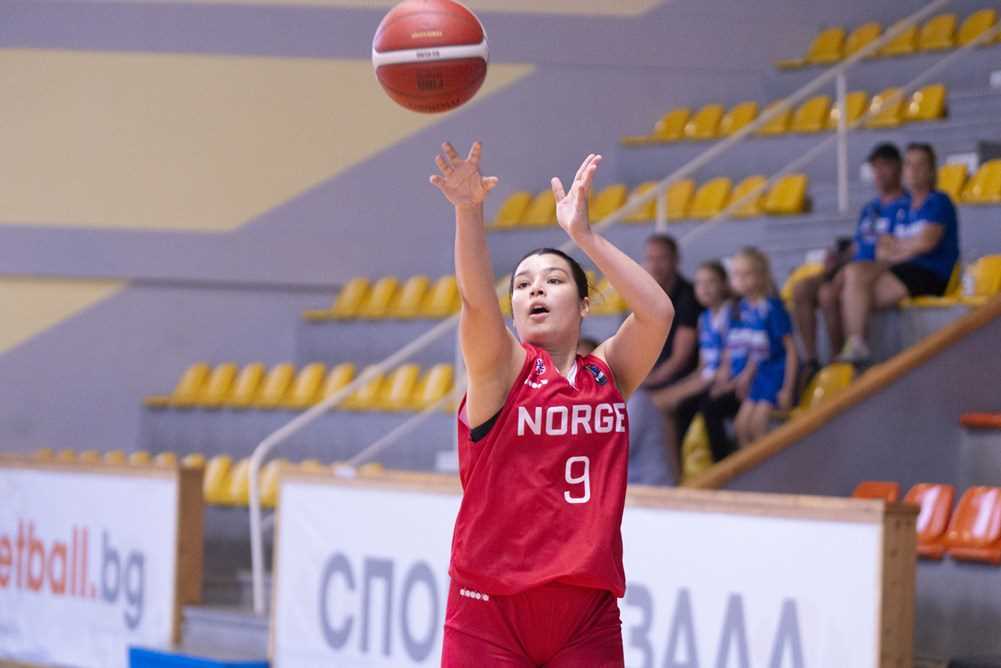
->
[564,456,591,504]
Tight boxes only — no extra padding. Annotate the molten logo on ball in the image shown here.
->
[372,0,489,114]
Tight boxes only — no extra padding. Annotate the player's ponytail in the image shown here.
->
[509,248,590,301]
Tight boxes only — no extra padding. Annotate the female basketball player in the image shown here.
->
[430,141,674,667]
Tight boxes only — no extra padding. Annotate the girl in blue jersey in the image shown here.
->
[727,247,799,447]
[650,260,733,460]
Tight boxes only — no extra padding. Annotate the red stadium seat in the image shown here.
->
[945,486,1001,564]
[852,481,900,502]
[904,483,955,559]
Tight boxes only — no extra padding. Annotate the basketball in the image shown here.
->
[372,0,489,114]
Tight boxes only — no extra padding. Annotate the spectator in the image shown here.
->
[649,260,733,464]
[579,337,675,485]
[727,247,798,447]
[641,234,701,405]
[792,143,909,378]
[838,143,960,363]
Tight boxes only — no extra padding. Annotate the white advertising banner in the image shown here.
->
[272,476,889,668]
[0,465,180,668]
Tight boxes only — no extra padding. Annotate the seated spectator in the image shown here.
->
[727,247,798,447]
[792,143,909,377]
[838,143,960,363]
[578,337,675,485]
[649,260,733,464]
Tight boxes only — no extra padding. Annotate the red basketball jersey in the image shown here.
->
[449,343,629,598]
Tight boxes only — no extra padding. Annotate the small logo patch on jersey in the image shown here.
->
[585,363,608,385]
[525,357,549,389]
[534,357,546,376]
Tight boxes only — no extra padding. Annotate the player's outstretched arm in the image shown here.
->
[430,141,524,423]
[551,154,674,399]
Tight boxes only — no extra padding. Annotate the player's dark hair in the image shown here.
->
[510,248,589,300]
[645,233,678,256]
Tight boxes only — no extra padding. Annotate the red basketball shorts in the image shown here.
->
[441,579,623,667]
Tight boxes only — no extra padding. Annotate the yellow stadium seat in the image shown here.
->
[420,275,460,318]
[104,450,126,465]
[34,447,54,461]
[781,262,825,302]
[763,173,809,215]
[299,459,327,473]
[343,367,386,411]
[827,90,868,129]
[195,363,238,408]
[498,276,513,317]
[128,451,151,466]
[589,184,628,222]
[182,453,206,469]
[260,458,288,509]
[844,22,882,57]
[145,362,210,409]
[805,26,845,64]
[226,458,251,506]
[683,104,725,141]
[358,462,384,476]
[919,13,957,51]
[55,449,76,463]
[937,163,968,202]
[755,101,792,136]
[224,362,266,410]
[254,363,296,409]
[800,363,854,410]
[727,175,768,218]
[681,416,714,480]
[283,363,326,410]
[204,455,233,505]
[411,363,455,410]
[590,277,628,315]
[153,452,177,468]
[624,182,657,222]
[389,275,431,319]
[78,450,101,464]
[651,108,690,142]
[790,95,831,133]
[318,363,356,409]
[958,9,997,47]
[666,179,696,220]
[961,256,1001,306]
[688,177,732,219]
[357,276,400,319]
[492,191,532,228]
[864,87,906,128]
[377,364,422,411]
[719,101,759,137]
[905,83,947,123]
[329,277,371,320]
[521,190,557,227]
[879,23,918,57]
[961,160,1001,204]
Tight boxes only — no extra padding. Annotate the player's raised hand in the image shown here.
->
[430,141,499,208]
[551,153,601,242]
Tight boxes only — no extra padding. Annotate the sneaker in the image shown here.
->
[837,338,871,364]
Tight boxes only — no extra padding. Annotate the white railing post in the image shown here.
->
[655,185,668,231]
[246,0,960,616]
[836,72,849,214]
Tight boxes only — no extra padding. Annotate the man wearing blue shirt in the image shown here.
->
[792,143,908,378]
[839,143,960,363]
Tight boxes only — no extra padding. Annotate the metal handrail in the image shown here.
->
[248,0,958,614]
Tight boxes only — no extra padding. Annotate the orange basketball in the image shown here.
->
[372,0,489,114]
